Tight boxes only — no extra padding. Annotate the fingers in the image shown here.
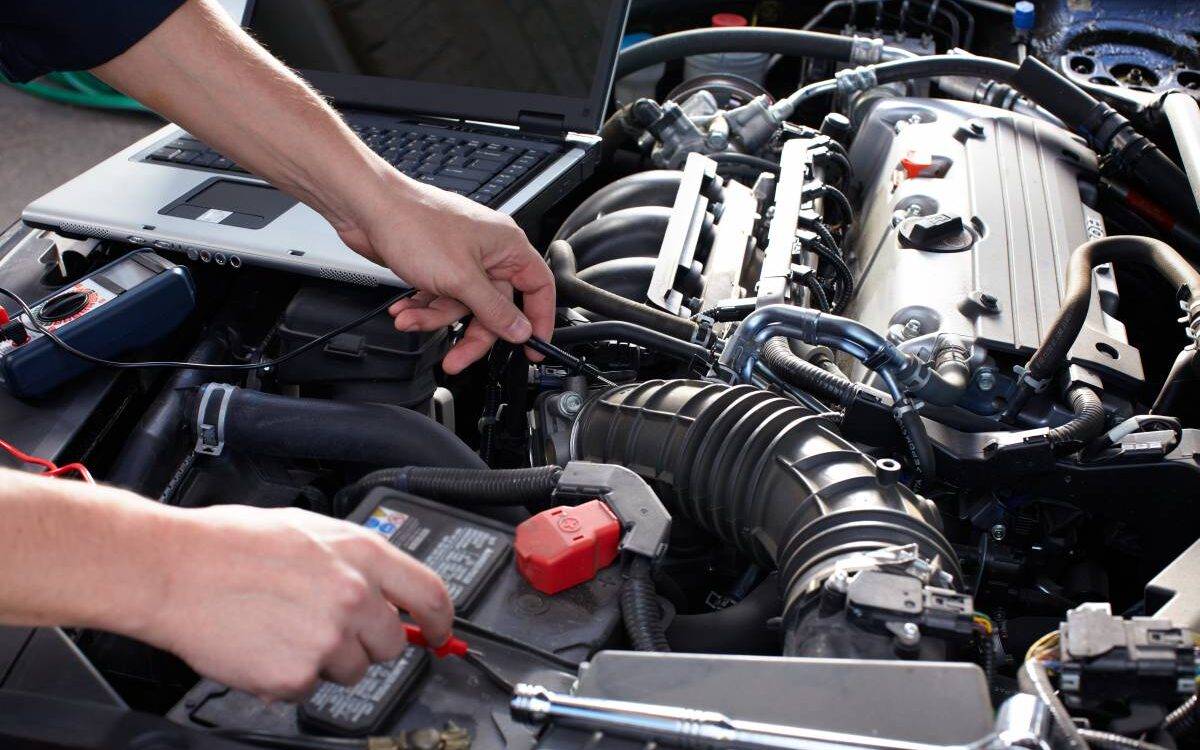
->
[392,296,470,333]
[451,265,532,345]
[505,244,556,363]
[357,600,410,663]
[320,639,371,686]
[442,318,497,375]
[370,543,454,647]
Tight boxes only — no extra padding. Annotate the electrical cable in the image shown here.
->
[0,286,416,372]
[0,438,95,483]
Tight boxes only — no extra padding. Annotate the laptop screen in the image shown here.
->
[246,0,629,133]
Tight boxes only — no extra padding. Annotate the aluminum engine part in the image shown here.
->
[843,97,1143,409]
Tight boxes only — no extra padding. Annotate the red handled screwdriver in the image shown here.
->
[402,623,514,692]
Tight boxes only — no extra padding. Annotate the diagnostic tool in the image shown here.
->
[0,251,196,398]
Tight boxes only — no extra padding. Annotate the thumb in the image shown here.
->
[454,272,531,344]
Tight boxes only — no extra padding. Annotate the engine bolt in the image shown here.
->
[557,392,584,417]
[897,622,921,647]
[977,370,997,392]
[990,523,1007,542]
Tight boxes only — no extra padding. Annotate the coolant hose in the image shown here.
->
[1046,386,1106,451]
[573,379,960,655]
[616,27,902,79]
[334,465,562,515]
[110,334,232,495]
[1007,235,1200,416]
[554,171,685,242]
[546,240,699,341]
[191,386,485,470]
[555,321,710,363]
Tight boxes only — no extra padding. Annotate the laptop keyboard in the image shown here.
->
[145,121,561,207]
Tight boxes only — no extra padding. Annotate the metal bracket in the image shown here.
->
[647,153,718,315]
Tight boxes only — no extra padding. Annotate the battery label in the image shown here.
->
[367,500,509,610]
[300,494,511,736]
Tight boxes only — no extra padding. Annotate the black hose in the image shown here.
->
[546,240,699,341]
[1007,235,1200,417]
[191,386,485,470]
[804,239,856,313]
[816,185,854,226]
[334,465,562,516]
[800,272,832,312]
[566,206,678,268]
[109,333,231,495]
[666,575,781,654]
[620,556,670,652]
[1028,236,1200,384]
[894,400,937,479]
[1046,386,1106,450]
[554,321,711,363]
[554,171,684,242]
[616,27,859,79]
[760,337,862,407]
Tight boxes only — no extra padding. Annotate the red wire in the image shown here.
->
[0,438,95,484]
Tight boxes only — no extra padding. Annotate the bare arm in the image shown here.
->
[90,0,554,373]
[0,468,452,700]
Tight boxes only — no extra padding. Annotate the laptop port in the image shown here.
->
[228,255,242,268]
[214,253,227,265]
[198,250,211,263]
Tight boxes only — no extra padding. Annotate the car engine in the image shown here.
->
[2,2,1200,750]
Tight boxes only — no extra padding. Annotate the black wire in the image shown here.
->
[212,729,365,750]
[0,286,417,372]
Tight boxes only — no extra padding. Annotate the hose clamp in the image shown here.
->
[835,66,879,98]
[194,382,236,456]
[1013,365,1051,393]
[849,36,885,65]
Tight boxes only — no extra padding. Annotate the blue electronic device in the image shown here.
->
[0,251,196,398]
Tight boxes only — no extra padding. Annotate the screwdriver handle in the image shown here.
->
[403,623,469,658]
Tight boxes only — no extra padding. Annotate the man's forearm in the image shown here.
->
[90,0,395,236]
[0,468,173,635]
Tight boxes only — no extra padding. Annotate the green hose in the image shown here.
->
[2,71,148,112]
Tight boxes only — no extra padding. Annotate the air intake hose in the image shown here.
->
[571,379,960,655]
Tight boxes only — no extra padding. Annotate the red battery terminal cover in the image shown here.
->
[514,500,621,595]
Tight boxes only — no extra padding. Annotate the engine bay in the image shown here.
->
[3,2,1200,749]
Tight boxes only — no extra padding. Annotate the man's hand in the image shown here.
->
[337,176,554,374]
[0,469,453,703]
[91,0,556,375]
[143,504,453,701]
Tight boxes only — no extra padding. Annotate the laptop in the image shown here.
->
[22,0,630,287]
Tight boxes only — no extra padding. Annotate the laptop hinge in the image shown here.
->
[517,110,568,136]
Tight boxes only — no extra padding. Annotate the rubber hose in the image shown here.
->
[578,257,704,302]
[335,465,561,515]
[546,240,699,341]
[554,171,684,242]
[620,556,670,652]
[617,27,858,79]
[760,337,860,407]
[1166,695,1198,737]
[1047,386,1106,450]
[554,321,711,363]
[567,207,675,268]
[193,386,485,470]
[710,152,780,175]
[666,576,781,654]
[109,334,231,495]
[894,401,937,478]
[1023,236,1200,385]
[1018,660,1088,750]
[572,379,959,656]
[1076,730,1171,750]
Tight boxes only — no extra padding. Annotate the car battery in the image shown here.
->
[169,489,623,745]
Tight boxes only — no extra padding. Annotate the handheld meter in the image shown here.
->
[0,251,196,398]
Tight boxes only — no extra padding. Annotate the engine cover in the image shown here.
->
[843,97,1143,400]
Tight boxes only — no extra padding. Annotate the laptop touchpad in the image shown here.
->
[160,178,297,229]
